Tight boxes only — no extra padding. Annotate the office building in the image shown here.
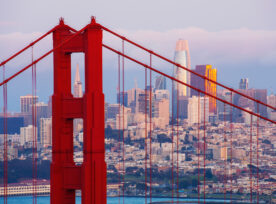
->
[20,95,38,113]
[155,76,166,90]
[191,65,217,114]
[188,96,209,125]
[239,78,249,90]
[40,118,52,148]
[172,39,191,117]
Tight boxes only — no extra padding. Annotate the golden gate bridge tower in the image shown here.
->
[51,17,106,203]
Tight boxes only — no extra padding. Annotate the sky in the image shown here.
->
[1,0,276,111]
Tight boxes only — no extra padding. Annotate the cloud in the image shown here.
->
[1,27,276,74]
[107,27,276,69]
[0,21,16,26]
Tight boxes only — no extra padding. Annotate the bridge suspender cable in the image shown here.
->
[144,59,148,204]
[171,79,174,202]
[256,104,260,204]
[250,115,253,204]
[176,70,180,203]
[230,92,233,203]
[3,64,8,204]
[117,54,121,203]
[223,103,227,202]
[197,91,201,204]
[31,45,38,204]
[203,95,206,204]
[149,53,153,203]
[122,40,126,204]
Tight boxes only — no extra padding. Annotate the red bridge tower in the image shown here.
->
[51,17,106,204]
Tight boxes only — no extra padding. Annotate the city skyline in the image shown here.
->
[1,1,276,114]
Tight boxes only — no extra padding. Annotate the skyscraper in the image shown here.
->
[20,95,38,113]
[187,96,209,125]
[155,76,166,90]
[172,39,191,117]
[73,64,83,137]
[239,78,249,90]
[40,117,52,148]
[191,65,217,114]
[73,64,83,98]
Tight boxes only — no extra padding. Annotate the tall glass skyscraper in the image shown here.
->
[172,39,191,118]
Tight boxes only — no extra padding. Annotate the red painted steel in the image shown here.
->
[149,54,153,203]
[203,96,206,203]
[117,54,121,203]
[144,65,148,203]
[31,46,38,204]
[122,40,125,204]
[51,17,106,204]
[197,91,201,204]
[171,80,174,202]
[3,65,8,204]
[250,116,253,204]
[176,76,180,202]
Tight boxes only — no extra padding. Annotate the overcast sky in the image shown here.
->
[1,0,276,111]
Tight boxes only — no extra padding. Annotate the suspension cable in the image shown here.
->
[0,25,89,87]
[230,92,233,203]
[31,45,38,204]
[149,54,153,203]
[171,79,174,202]
[117,54,121,203]
[223,103,227,202]
[122,40,125,204]
[3,64,8,204]
[197,91,201,204]
[250,115,253,203]
[144,61,148,204]
[176,74,180,203]
[203,95,206,204]
[256,104,259,204]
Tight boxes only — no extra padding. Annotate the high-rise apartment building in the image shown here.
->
[233,88,267,121]
[40,118,52,148]
[188,96,209,125]
[191,65,217,114]
[117,92,128,107]
[172,39,191,117]
[20,125,37,146]
[20,95,38,113]
[267,94,276,120]
[239,78,249,90]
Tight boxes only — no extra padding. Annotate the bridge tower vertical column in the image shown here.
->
[51,18,76,204]
[82,18,107,204]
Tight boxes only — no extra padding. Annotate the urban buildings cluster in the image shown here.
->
[0,40,275,198]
